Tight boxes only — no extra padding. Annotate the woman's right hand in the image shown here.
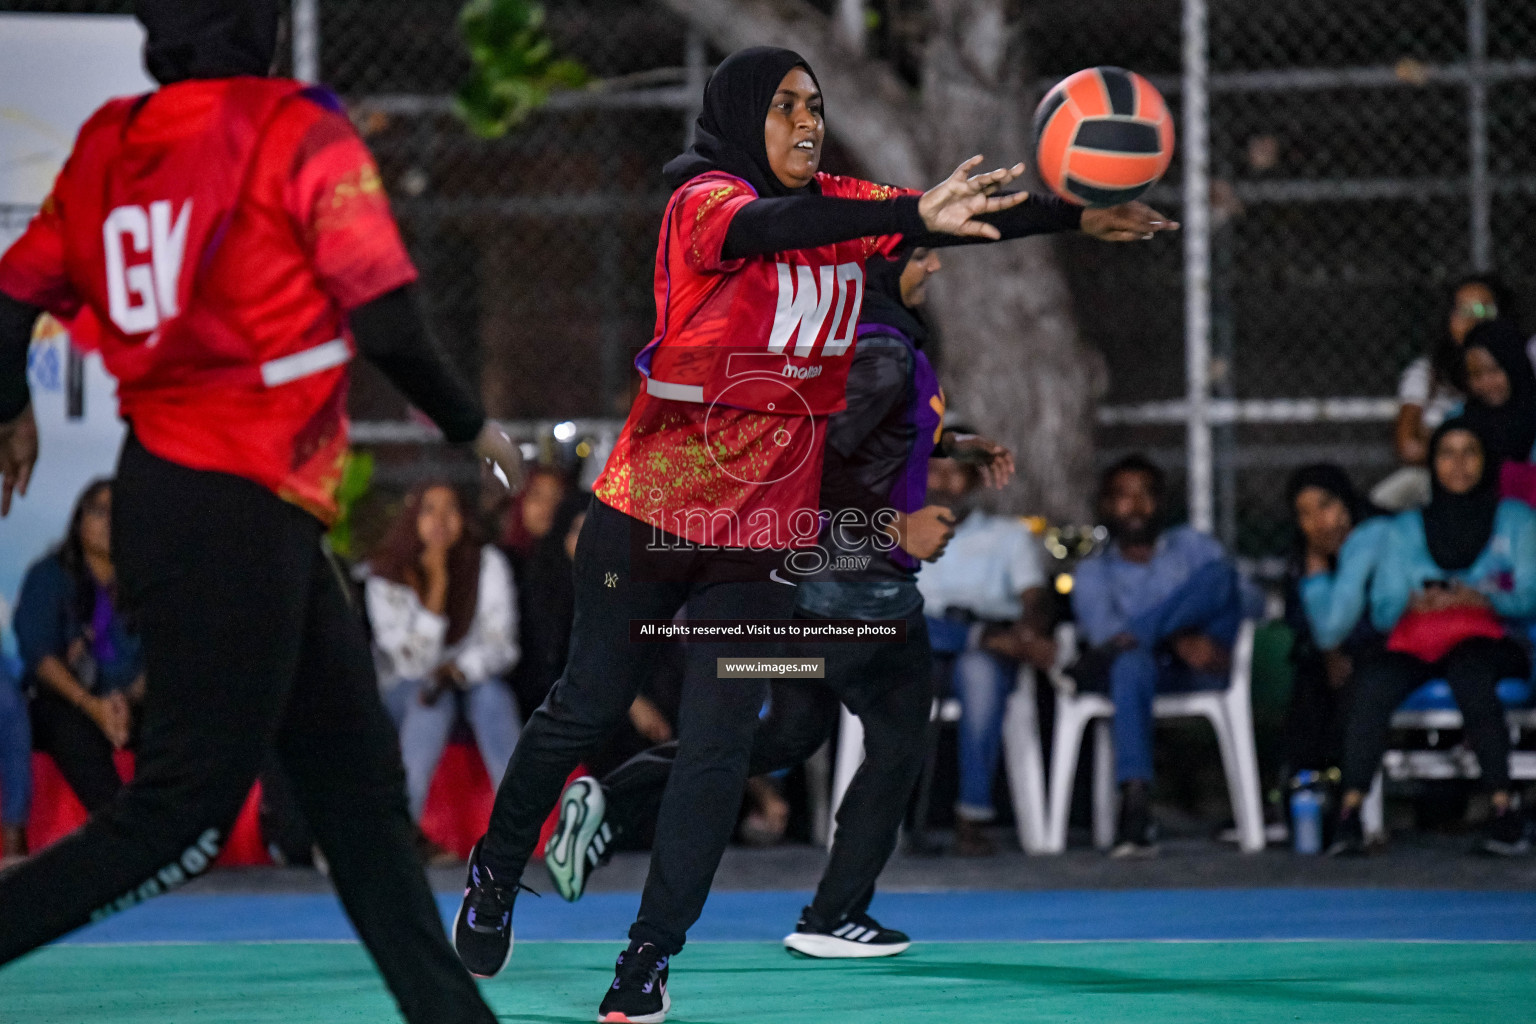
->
[918,157,1030,239]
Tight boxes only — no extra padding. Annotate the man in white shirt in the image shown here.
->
[918,452,1056,856]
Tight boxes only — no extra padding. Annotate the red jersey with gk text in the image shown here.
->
[595,171,916,549]
[0,77,417,523]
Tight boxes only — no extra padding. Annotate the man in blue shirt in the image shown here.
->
[1071,454,1245,856]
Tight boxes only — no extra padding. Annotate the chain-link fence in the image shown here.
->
[4,0,1534,558]
[1083,0,1536,560]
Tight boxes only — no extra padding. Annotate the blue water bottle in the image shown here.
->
[1290,771,1323,855]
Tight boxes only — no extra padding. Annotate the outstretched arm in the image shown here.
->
[917,196,1177,248]
[722,156,1032,261]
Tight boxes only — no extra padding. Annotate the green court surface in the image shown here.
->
[5,941,1532,1024]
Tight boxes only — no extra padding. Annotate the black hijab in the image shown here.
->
[1459,318,1536,466]
[517,492,590,700]
[663,47,820,198]
[134,0,282,86]
[859,246,931,349]
[1422,419,1501,572]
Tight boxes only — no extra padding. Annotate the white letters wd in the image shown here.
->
[769,264,834,356]
[768,261,864,358]
[103,200,192,335]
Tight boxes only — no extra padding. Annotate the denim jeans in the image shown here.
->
[0,662,31,826]
[927,616,1018,822]
[1108,559,1241,784]
[383,680,522,822]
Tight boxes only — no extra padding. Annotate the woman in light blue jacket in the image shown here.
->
[1302,420,1536,856]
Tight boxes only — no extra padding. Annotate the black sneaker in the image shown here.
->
[1109,782,1158,859]
[1476,807,1532,857]
[782,905,910,958]
[597,942,670,1023]
[1326,808,1368,857]
[452,840,530,978]
[545,775,615,902]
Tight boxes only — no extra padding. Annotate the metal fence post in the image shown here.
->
[1467,0,1491,271]
[1183,0,1214,532]
[292,0,320,84]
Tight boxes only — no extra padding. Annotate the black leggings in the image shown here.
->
[0,437,495,1024]
[603,605,933,924]
[1341,636,1528,795]
[30,688,125,812]
[481,498,799,955]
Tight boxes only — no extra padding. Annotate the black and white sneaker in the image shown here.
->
[545,775,614,902]
[1476,807,1533,857]
[452,840,531,978]
[782,905,910,958]
[596,942,670,1023]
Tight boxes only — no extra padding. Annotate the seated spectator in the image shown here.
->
[1071,455,1246,858]
[509,491,588,715]
[16,479,143,814]
[1459,318,1536,469]
[1377,274,1515,510]
[500,466,570,567]
[917,454,1055,857]
[366,482,521,855]
[1303,421,1536,857]
[1282,465,1382,783]
[0,639,29,865]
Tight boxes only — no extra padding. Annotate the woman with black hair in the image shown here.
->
[1303,421,1536,856]
[1281,465,1382,780]
[15,479,144,812]
[1460,318,1536,467]
[509,490,589,712]
[456,45,1173,1020]
[1382,274,1523,507]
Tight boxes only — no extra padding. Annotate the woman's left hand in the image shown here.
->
[1081,202,1179,242]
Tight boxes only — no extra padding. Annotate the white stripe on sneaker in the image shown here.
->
[833,923,855,937]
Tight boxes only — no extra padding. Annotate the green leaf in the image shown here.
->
[456,0,587,138]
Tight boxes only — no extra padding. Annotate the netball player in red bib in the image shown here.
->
[455,46,1170,1023]
[0,4,516,1022]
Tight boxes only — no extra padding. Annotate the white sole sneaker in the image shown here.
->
[783,930,910,958]
[545,776,607,902]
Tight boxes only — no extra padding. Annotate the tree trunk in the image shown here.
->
[659,0,1101,520]
[919,0,1105,522]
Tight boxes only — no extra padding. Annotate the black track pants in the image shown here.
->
[0,437,496,1024]
[479,499,798,955]
[601,605,933,925]
[1341,636,1528,795]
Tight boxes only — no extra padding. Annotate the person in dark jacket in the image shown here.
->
[15,479,144,812]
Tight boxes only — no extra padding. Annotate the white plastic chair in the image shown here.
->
[829,665,1051,854]
[1044,619,1264,854]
